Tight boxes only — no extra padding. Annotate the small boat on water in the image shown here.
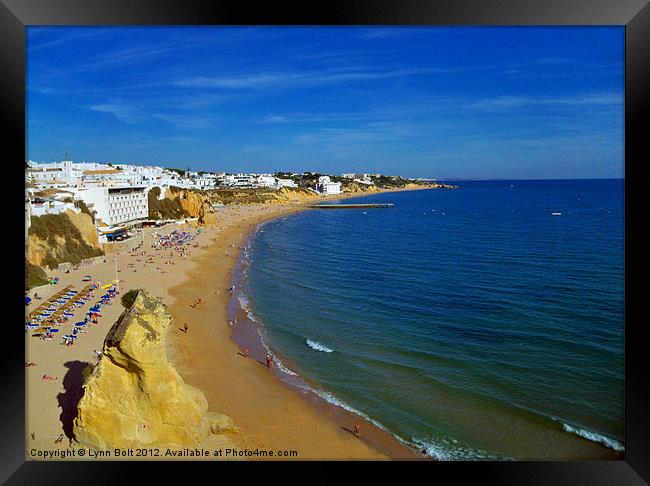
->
[552,212,562,216]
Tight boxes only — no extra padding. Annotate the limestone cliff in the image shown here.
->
[73,290,234,450]
[342,182,380,194]
[26,210,103,270]
[165,187,217,226]
[65,209,101,249]
[207,186,319,206]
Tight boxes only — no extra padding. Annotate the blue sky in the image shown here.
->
[26,26,623,179]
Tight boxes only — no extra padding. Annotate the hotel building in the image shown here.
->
[316,176,342,195]
[72,186,148,226]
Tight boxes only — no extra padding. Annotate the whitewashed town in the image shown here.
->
[25,156,437,244]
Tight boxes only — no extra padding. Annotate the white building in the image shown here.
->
[29,198,78,217]
[191,177,217,189]
[353,178,374,186]
[232,174,254,188]
[275,178,297,188]
[252,174,276,188]
[316,176,342,195]
[215,173,236,187]
[72,186,148,226]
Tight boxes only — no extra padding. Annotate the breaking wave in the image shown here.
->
[306,339,334,353]
[558,421,624,452]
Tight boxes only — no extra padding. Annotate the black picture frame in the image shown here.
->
[3,0,648,484]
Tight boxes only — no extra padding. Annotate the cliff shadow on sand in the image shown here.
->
[56,360,92,444]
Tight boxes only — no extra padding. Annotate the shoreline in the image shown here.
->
[227,210,422,459]
[165,188,434,459]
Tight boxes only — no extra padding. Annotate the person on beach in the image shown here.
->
[182,323,189,333]
[353,421,361,437]
[243,347,249,358]
[266,354,274,368]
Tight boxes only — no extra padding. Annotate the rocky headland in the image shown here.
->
[72,289,235,450]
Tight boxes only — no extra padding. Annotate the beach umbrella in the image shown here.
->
[49,329,60,332]
[101,294,110,299]
[75,321,86,326]
[25,297,32,305]
[89,306,100,312]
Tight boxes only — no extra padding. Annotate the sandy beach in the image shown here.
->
[26,191,425,461]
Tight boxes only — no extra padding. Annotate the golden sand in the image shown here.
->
[26,194,425,461]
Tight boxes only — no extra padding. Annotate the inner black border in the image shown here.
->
[3,1,648,484]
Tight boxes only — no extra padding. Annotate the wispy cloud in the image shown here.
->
[88,102,139,123]
[28,28,114,50]
[294,121,412,147]
[258,114,290,124]
[80,45,177,71]
[176,67,452,90]
[29,86,56,95]
[469,93,622,110]
[153,113,214,129]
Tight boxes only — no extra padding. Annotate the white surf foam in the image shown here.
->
[412,436,509,461]
[306,339,334,353]
[236,292,251,312]
[274,359,299,376]
[559,421,624,452]
[311,389,394,436]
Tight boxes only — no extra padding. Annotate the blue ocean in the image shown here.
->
[239,179,624,460]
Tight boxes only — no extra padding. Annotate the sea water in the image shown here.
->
[242,179,624,460]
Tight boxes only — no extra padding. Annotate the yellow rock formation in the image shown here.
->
[73,290,234,450]
[166,187,218,226]
[65,209,102,250]
[26,210,102,268]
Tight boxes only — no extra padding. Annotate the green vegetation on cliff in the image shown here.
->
[25,259,48,290]
[74,199,96,223]
[29,213,104,269]
[369,175,409,188]
[208,186,314,205]
[147,187,189,220]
